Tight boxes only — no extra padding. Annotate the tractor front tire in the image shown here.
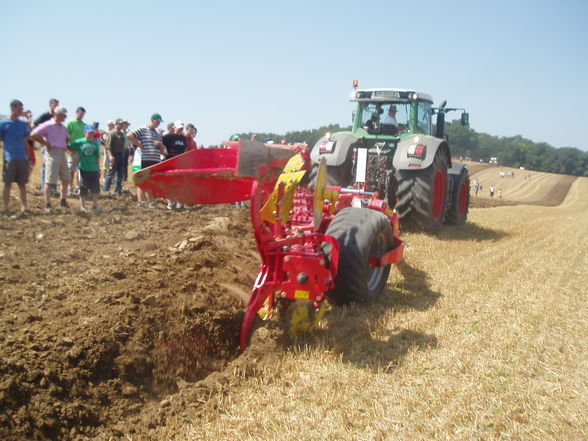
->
[324,207,394,305]
[446,167,470,225]
[395,149,450,232]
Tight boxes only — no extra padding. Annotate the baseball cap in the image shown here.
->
[107,120,115,125]
[115,118,124,124]
[84,124,96,133]
[151,113,163,122]
[54,106,67,115]
[174,120,184,129]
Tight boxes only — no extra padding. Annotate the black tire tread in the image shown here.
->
[446,167,470,225]
[394,149,450,232]
[324,207,393,305]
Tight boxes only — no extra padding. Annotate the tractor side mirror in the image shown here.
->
[461,112,469,126]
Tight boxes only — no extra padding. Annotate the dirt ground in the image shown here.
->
[0,166,577,440]
[0,182,275,440]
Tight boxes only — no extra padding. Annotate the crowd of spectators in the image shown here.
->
[0,98,200,215]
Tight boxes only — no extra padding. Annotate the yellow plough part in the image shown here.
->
[288,301,329,339]
[260,154,307,224]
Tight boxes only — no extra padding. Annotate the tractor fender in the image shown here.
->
[310,132,358,167]
[448,162,466,178]
[393,135,452,171]
[447,162,466,194]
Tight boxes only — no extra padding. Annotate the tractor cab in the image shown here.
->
[351,89,434,138]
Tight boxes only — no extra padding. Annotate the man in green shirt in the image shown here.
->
[68,125,101,212]
[66,106,87,194]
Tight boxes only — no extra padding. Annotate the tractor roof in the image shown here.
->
[351,89,433,103]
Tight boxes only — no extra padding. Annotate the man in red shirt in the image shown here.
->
[185,123,198,150]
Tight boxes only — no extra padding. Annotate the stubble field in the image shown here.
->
[0,163,586,440]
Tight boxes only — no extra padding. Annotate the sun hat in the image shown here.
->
[54,106,67,115]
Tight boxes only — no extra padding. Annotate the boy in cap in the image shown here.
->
[68,125,101,212]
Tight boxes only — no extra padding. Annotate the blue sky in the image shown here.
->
[2,0,587,151]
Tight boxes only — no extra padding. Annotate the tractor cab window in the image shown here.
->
[416,101,432,134]
[360,103,382,128]
[360,102,408,135]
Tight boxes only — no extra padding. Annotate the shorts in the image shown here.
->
[141,160,160,169]
[3,160,29,184]
[68,150,80,173]
[79,170,100,196]
[45,148,70,185]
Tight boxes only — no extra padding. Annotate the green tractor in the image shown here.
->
[310,82,471,232]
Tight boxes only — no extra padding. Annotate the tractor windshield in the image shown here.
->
[360,102,408,136]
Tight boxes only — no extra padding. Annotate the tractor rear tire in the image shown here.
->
[323,207,394,305]
[446,167,470,225]
[395,149,450,232]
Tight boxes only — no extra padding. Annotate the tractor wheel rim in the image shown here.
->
[458,182,467,215]
[432,169,445,221]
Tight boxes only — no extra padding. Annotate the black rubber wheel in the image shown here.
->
[323,207,394,305]
[395,149,450,232]
[446,167,470,225]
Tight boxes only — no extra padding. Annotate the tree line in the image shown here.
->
[236,121,588,177]
[445,121,588,177]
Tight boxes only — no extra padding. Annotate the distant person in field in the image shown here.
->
[498,188,502,198]
[30,106,71,212]
[66,106,87,195]
[489,185,495,198]
[69,125,101,212]
[0,100,32,214]
[127,113,165,209]
[473,178,480,197]
[103,119,127,196]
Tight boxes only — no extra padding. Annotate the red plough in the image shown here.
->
[133,140,404,351]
